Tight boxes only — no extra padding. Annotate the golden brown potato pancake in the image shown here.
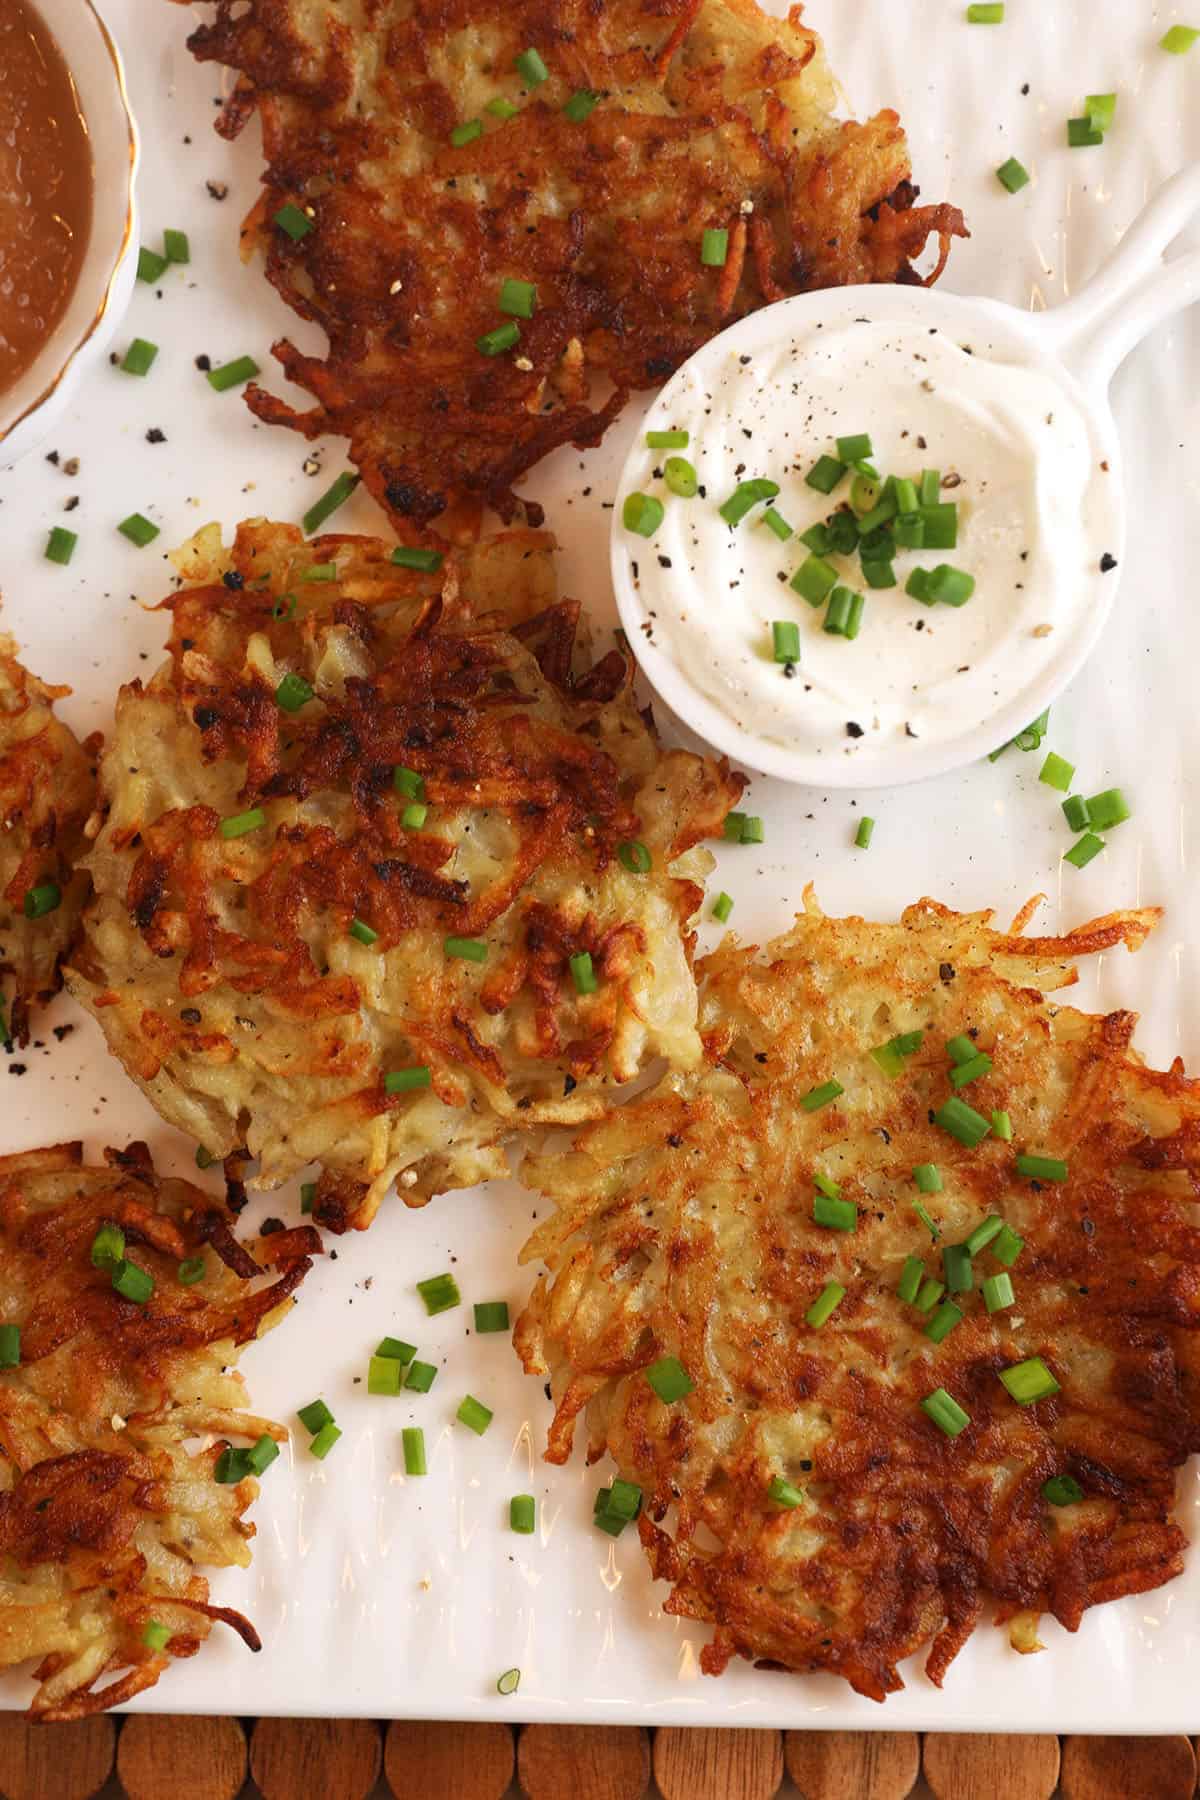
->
[175,0,965,533]
[515,893,1200,1701]
[68,521,743,1230]
[0,635,96,1046]
[0,1139,317,1719]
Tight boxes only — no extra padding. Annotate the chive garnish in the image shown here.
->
[44,526,77,565]
[274,203,313,240]
[623,492,664,537]
[646,1356,694,1402]
[385,1066,433,1094]
[417,1272,460,1314]
[206,355,261,392]
[921,1389,970,1437]
[23,883,61,919]
[302,471,359,533]
[853,817,874,850]
[121,338,158,376]
[700,227,729,267]
[1000,1357,1060,1404]
[219,808,265,840]
[805,1281,845,1328]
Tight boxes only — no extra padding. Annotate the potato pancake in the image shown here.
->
[0,1140,317,1719]
[175,0,965,533]
[514,893,1200,1701]
[68,521,743,1230]
[0,635,96,1046]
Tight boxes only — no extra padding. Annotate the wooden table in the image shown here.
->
[0,1718,1195,1800]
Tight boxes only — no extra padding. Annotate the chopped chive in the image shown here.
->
[1040,751,1075,791]
[647,428,689,449]
[800,522,832,555]
[893,513,925,551]
[403,1427,427,1476]
[712,891,734,923]
[206,355,260,392]
[623,492,664,537]
[515,47,549,85]
[921,1388,970,1437]
[925,1300,963,1345]
[946,1035,976,1065]
[791,555,838,606]
[617,840,652,874]
[117,512,160,548]
[805,1280,846,1329]
[478,320,521,356]
[302,471,359,533]
[933,1096,992,1147]
[417,1272,461,1314]
[919,470,941,507]
[892,477,919,517]
[918,502,958,549]
[1062,794,1092,831]
[1067,116,1104,147]
[1086,788,1131,830]
[906,568,934,604]
[966,2,1004,17]
[137,245,168,282]
[392,545,444,572]
[0,1325,19,1368]
[762,507,793,541]
[445,935,488,964]
[497,1668,521,1696]
[915,1276,945,1313]
[457,1395,493,1435]
[219,807,265,840]
[510,1494,536,1533]
[997,157,1031,193]
[850,458,879,480]
[853,816,874,850]
[474,1301,510,1333]
[801,1080,844,1114]
[1085,93,1117,131]
[814,1171,841,1201]
[376,1337,416,1364]
[664,456,698,498]
[1161,24,1200,53]
[767,1476,804,1509]
[772,620,801,664]
[368,1354,403,1396]
[385,1065,432,1094]
[163,228,190,264]
[913,1163,943,1194]
[275,672,314,713]
[823,588,853,636]
[813,1193,856,1232]
[603,1480,643,1522]
[863,560,896,591]
[310,1421,342,1459]
[965,1215,1004,1255]
[700,227,729,267]
[23,883,61,919]
[991,1109,1013,1142]
[805,455,847,496]
[943,1243,972,1294]
[394,766,425,801]
[44,526,77,565]
[982,1271,1015,1313]
[829,512,860,558]
[401,802,428,830]
[563,87,600,121]
[405,1360,437,1392]
[1043,1473,1084,1505]
[273,202,313,239]
[214,1446,251,1484]
[1000,1357,1060,1405]
[451,118,483,146]
[142,1620,171,1652]
[247,1433,279,1476]
[646,1356,694,1403]
[950,1051,993,1089]
[349,918,378,946]
[177,1256,206,1285]
[849,473,880,517]
[1015,1153,1068,1183]
[91,1223,125,1269]
[297,1400,334,1434]
[835,433,873,463]
[569,951,598,995]
[855,496,897,536]
[112,1259,154,1304]
[740,815,764,843]
[870,1035,912,1078]
[898,1255,925,1304]
[300,1182,316,1214]
[1013,708,1051,752]
[122,337,159,376]
[719,478,780,526]
[499,278,537,318]
[1064,832,1105,869]
[486,95,519,118]
[927,564,975,608]
[723,812,747,841]
[992,1224,1025,1267]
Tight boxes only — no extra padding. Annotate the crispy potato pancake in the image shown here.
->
[0,635,96,1046]
[68,521,743,1230]
[176,0,965,533]
[0,1139,318,1719]
[514,893,1200,1700]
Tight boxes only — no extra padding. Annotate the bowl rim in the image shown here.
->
[0,0,138,445]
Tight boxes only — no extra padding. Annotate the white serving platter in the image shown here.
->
[2,0,1200,1733]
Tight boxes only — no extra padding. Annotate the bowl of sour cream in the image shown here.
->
[611,166,1200,787]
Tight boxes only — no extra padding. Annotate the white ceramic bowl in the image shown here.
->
[0,0,139,469]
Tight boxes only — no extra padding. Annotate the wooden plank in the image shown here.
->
[249,1717,382,1800]
[1060,1734,1196,1800]
[384,1721,514,1800]
[784,1729,920,1800]
[922,1732,1060,1800]
[116,1715,246,1800]
[0,1715,115,1800]
[653,1727,784,1800]
[517,1724,650,1800]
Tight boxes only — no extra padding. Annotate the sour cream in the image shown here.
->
[613,310,1116,780]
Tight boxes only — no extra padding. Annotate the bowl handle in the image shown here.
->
[1032,164,1200,392]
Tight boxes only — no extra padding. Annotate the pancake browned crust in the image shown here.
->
[0,1139,318,1719]
[68,521,743,1230]
[175,0,966,534]
[0,635,96,1046]
[514,893,1200,1700]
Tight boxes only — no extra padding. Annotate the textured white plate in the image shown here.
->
[3,0,1200,1734]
